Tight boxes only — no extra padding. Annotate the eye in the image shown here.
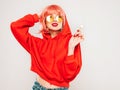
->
[46,15,54,22]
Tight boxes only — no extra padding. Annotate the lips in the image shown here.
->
[52,23,58,27]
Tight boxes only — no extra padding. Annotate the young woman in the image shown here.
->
[10,4,84,90]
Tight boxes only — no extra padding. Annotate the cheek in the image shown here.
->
[46,22,51,27]
[59,23,62,28]
[58,23,63,28]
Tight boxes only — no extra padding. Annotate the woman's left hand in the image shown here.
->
[69,29,84,49]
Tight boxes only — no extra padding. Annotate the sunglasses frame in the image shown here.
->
[46,15,63,23]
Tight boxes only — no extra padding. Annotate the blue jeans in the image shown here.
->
[32,81,68,90]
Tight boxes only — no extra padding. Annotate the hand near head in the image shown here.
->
[69,27,84,49]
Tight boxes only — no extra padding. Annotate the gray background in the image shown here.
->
[0,0,120,90]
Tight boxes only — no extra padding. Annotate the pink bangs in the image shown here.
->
[44,5,65,17]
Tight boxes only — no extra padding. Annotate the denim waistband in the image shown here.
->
[32,81,68,90]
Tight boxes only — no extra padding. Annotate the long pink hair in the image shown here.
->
[39,4,66,30]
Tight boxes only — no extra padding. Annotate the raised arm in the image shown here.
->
[10,14,39,53]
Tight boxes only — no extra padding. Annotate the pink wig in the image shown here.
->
[39,4,66,30]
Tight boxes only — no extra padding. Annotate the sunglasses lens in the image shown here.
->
[46,15,54,23]
[56,16,63,22]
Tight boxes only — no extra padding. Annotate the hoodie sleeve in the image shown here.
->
[10,14,39,53]
[62,44,82,82]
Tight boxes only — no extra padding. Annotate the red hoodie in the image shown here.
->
[10,14,82,87]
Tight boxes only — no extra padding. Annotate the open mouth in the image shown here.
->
[52,23,58,27]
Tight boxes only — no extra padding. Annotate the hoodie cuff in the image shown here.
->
[33,14,39,23]
[65,55,75,63]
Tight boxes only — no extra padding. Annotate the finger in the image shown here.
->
[74,34,84,41]
[74,31,81,37]
[74,37,82,45]
[76,37,84,43]
[74,32,83,37]
[77,29,80,32]
[79,35,85,40]
[78,33,84,37]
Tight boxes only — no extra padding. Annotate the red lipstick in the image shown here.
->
[52,23,58,27]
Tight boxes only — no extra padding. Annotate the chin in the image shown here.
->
[49,27,62,31]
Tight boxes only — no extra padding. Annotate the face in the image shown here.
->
[45,14,63,31]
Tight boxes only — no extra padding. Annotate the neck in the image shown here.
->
[49,29,61,38]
